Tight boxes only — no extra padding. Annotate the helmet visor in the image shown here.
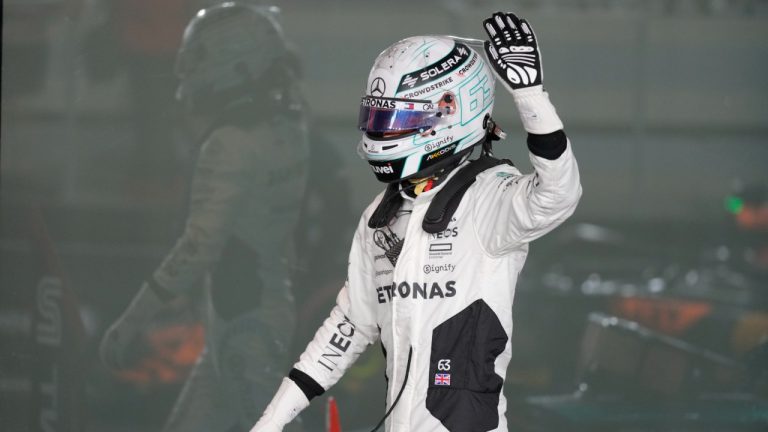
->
[358,97,438,137]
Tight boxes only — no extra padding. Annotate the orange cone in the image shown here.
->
[326,396,341,432]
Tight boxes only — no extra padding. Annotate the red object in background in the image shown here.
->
[735,204,768,231]
[30,210,88,431]
[116,323,205,386]
[327,397,341,432]
[611,297,712,337]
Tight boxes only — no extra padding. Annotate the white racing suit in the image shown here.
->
[156,110,309,432]
[274,91,581,431]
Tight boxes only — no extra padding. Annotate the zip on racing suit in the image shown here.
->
[251,12,581,432]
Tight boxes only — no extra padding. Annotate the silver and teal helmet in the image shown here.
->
[357,36,496,182]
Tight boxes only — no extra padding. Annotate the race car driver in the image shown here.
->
[251,12,582,432]
[98,3,309,431]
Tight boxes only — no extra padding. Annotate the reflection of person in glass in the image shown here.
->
[251,12,581,432]
[98,3,308,431]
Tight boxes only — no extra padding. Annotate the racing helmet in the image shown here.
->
[358,35,496,183]
[174,2,288,110]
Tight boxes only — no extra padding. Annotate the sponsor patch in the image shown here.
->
[428,242,453,259]
[431,226,458,240]
[376,281,456,304]
[399,76,453,99]
[361,97,396,109]
[316,316,357,372]
[372,165,394,174]
[422,135,454,152]
[396,43,471,93]
[370,77,386,97]
[373,228,404,266]
[423,263,455,274]
[456,52,478,77]
[368,157,406,182]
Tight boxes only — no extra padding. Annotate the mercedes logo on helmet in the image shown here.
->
[370,77,386,97]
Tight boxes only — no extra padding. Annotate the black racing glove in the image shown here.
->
[483,12,543,93]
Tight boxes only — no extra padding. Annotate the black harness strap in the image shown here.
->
[422,155,509,234]
[367,182,404,229]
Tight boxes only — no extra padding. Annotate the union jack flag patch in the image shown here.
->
[434,373,451,386]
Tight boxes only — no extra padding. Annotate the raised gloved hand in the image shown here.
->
[482,12,563,135]
[483,12,542,93]
[99,281,168,371]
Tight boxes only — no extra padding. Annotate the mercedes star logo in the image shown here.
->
[370,77,386,97]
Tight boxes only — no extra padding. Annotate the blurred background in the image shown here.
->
[2,0,767,431]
